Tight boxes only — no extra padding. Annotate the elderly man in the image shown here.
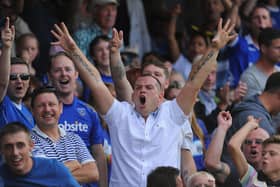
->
[73,0,118,60]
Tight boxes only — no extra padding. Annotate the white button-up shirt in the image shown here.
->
[104,99,192,187]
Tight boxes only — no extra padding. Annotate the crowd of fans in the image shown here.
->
[1,0,280,187]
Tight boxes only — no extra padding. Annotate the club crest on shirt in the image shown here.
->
[77,107,86,116]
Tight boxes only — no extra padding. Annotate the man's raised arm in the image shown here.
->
[51,23,113,115]
[109,28,133,103]
[176,19,236,115]
[0,17,15,102]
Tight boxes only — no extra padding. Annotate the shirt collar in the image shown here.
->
[33,125,66,139]
[245,34,259,49]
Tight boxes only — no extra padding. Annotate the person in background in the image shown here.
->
[73,0,118,60]
[15,33,40,76]
[147,166,183,187]
[228,116,280,186]
[30,86,99,186]
[0,17,34,129]
[0,121,80,187]
[186,171,216,187]
[48,51,107,187]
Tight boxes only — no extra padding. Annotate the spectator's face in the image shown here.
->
[18,37,39,64]
[31,92,62,129]
[142,64,169,89]
[262,38,280,64]
[188,35,208,61]
[169,73,185,87]
[202,70,216,92]
[7,64,30,103]
[251,8,272,32]
[0,131,33,175]
[49,55,78,96]
[166,88,181,100]
[96,4,117,31]
[189,174,216,187]
[132,76,163,118]
[262,143,280,177]
[242,128,269,168]
[92,40,110,68]
[205,0,224,22]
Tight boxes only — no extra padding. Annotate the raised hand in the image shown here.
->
[170,3,181,17]
[110,28,123,53]
[211,19,237,50]
[51,22,77,52]
[217,111,232,131]
[246,115,260,130]
[218,82,232,106]
[1,17,15,49]
[233,81,247,103]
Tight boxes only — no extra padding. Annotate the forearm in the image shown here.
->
[72,162,99,184]
[167,16,180,62]
[68,46,113,114]
[228,125,253,178]
[110,52,133,102]
[0,46,11,101]
[205,127,230,182]
[205,127,227,170]
[181,149,196,184]
[242,0,258,17]
[225,5,241,29]
[177,48,219,115]
[92,145,108,187]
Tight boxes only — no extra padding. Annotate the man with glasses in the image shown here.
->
[205,111,269,186]
[0,17,34,129]
[242,127,270,171]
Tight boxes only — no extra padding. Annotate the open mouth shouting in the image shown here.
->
[139,96,146,105]
[249,149,259,159]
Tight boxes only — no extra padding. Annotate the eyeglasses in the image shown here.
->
[244,139,264,145]
[9,73,30,81]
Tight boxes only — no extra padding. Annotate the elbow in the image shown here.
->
[227,141,235,155]
[91,164,100,182]
[204,157,220,171]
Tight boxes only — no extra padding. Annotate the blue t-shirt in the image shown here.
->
[58,97,103,149]
[0,157,80,187]
[0,96,34,130]
[192,119,211,171]
[228,35,260,87]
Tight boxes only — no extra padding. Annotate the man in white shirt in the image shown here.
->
[50,18,236,187]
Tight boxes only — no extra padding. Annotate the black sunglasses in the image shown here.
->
[10,73,31,81]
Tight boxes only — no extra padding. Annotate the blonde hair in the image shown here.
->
[189,111,205,152]
[187,171,216,187]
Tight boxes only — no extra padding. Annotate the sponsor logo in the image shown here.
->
[59,121,89,132]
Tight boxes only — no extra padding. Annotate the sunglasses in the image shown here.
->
[244,139,263,145]
[9,73,31,81]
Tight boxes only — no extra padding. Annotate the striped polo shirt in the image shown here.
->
[31,125,94,164]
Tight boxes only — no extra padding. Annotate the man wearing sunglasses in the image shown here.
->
[0,17,34,130]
